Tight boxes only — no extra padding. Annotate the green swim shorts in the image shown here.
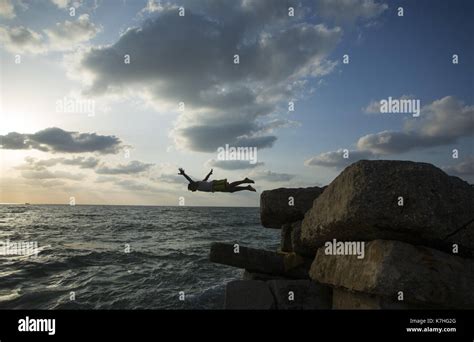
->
[212,179,228,192]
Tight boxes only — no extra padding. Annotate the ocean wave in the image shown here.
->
[0,206,277,309]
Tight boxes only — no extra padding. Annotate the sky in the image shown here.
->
[0,0,472,206]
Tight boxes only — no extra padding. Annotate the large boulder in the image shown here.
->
[310,239,474,309]
[331,288,433,310]
[224,280,275,309]
[280,223,293,252]
[279,221,316,257]
[210,243,311,279]
[242,270,289,281]
[267,280,332,309]
[291,221,315,257]
[260,186,326,228]
[301,160,474,255]
[224,280,332,310]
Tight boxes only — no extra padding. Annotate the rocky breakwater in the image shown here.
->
[209,160,474,309]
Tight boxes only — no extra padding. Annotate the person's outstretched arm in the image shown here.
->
[203,169,213,181]
[178,168,195,183]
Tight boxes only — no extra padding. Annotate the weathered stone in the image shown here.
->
[280,223,293,252]
[267,280,332,309]
[260,186,325,228]
[332,288,432,310]
[291,221,315,257]
[224,280,275,309]
[302,160,474,255]
[242,270,289,281]
[310,240,474,309]
[210,243,311,279]
[280,221,315,257]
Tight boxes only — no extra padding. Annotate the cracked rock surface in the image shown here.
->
[301,160,474,256]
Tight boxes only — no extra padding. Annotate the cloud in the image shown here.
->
[141,0,169,14]
[36,179,66,187]
[207,159,264,170]
[305,149,374,168]
[59,156,100,168]
[357,96,474,154]
[175,122,282,152]
[363,99,381,114]
[44,14,101,50]
[0,127,123,154]
[21,156,100,170]
[248,170,295,182]
[317,0,388,23]
[306,96,474,169]
[50,0,70,8]
[443,158,474,177]
[21,169,85,181]
[363,95,416,114]
[95,176,161,192]
[0,26,46,54]
[113,179,155,192]
[51,0,100,13]
[152,173,184,184]
[260,119,301,133]
[0,14,99,54]
[356,130,433,155]
[78,3,344,152]
[23,178,67,188]
[0,0,15,19]
[95,160,153,175]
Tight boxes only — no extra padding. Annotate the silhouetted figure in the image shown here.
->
[178,168,256,193]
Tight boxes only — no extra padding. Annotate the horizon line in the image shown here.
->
[0,203,260,208]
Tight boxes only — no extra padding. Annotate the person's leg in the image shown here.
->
[228,178,254,187]
[228,180,246,187]
[228,185,256,193]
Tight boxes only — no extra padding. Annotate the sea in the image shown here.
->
[0,205,280,309]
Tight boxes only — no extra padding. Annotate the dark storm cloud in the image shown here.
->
[176,122,278,152]
[0,127,122,154]
[82,9,341,95]
[78,2,350,152]
[0,132,39,150]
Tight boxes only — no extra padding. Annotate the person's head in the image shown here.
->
[188,183,198,192]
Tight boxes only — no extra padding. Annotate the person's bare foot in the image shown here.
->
[244,177,255,184]
[247,185,256,192]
